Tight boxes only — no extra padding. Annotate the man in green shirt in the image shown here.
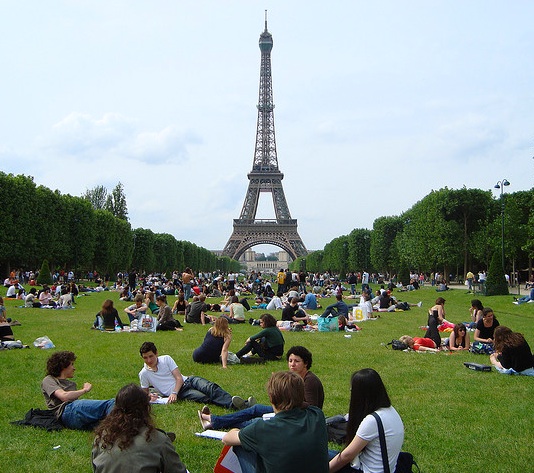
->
[222,371,328,473]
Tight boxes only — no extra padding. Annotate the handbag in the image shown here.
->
[226,351,240,365]
[371,412,420,473]
[317,316,339,332]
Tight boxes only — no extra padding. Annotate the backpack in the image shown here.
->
[325,414,347,444]
[388,340,408,350]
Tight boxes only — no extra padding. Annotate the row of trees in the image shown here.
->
[294,187,534,283]
[0,172,241,277]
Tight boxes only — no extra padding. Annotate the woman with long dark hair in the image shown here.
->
[92,299,124,331]
[92,384,187,473]
[329,369,404,473]
[490,326,534,376]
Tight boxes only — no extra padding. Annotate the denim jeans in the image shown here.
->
[183,283,192,301]
[211,404,273,430]
[234,446,258,473]
[61,398,115,430]
[179,376,233,408]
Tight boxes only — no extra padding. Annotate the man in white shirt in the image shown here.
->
[138,342,253,409]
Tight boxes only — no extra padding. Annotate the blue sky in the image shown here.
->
[1,1,533,255]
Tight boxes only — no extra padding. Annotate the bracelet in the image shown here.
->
[171,391,178,395]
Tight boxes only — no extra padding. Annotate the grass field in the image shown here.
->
[1,285,533,472]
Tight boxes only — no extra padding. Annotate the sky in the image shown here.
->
[1,1,533,256]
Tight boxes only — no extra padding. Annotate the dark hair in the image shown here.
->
[471,299,483,311]
[435,297,446,305]
[94,384,155,451]
[46,351,76,377]
[260,313,277,327]
[345,369,391,446]
[453,323,466,340]
[139,341,157,356]
[101,299,114,315]
[493,326,526,352]
[482,307,494,318]
[230,295,239,303]
[286,346,313,369]
[156,295,167,303]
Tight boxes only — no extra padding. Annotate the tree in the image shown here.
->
[83,185,108,210]
[370,216,403,276]
[36,259,53,285]
[347,228,372,272]
[485,250,509,296]
[105,182,128,221]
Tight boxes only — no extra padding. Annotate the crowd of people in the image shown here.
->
[4,267,534,473]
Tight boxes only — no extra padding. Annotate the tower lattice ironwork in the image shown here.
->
[222,15,307,261]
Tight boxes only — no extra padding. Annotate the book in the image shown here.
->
[195,429,226,440]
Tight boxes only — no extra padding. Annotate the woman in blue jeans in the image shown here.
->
[41,350,114,430]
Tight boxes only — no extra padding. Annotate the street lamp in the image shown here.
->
[494,179,510,272]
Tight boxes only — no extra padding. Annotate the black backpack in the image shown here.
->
[388,340,409,350]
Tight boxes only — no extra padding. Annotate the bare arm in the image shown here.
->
[474,329,492,343]
[167,367,184,404]
[329,435,369,472]
[220,335,232,369]
[53,382,92,402]
[222,429,241,446]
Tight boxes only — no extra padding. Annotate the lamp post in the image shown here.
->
[494,179,510,272]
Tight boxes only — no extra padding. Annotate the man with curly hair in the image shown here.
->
[41,350,114,430]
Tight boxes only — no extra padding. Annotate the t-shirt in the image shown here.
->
[413,337,436,350]
[230,303,245,321]
[41,375,76,418]
[282,304,300,322]
[138,355,186,397]
[476,317,500,340]
[351,406,404,473]
[239,406,328,473]
[303,371,324,409]
[498,341,534,372]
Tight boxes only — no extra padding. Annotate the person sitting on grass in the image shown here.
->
[328,368,404,473]
[92,383,187,473]
[193,317,233,368]
[282,297,311,325]
[321,294,349,319]
[222,295,246,324]
[92,299,125,331]
[124,294,148,322]
[155,295,183,331]
[489,326,534,376]
[221,371,329,473]
[472,307,500,354]
[235,313,285,362]
[138,341,253,409]
[398,335,439,352]
[198,345,325,431]
[41,350,115,430]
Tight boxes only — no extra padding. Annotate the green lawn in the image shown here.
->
[2,285,533,472]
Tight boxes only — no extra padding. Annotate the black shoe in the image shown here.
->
[249,318,255,324]
[166,432,176,442]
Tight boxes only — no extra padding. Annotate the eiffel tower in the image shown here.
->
[222,14,307,261]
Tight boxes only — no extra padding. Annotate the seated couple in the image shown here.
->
[198,346,324,430]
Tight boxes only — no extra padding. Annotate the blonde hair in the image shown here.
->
[399,335,413,346]
[211,317,231,338]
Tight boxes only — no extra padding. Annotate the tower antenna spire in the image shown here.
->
[264,9,268,31]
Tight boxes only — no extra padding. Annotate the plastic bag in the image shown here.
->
[317,317,339,332]
[33,336,55,349]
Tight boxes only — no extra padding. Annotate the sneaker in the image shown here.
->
[513,301,519,305]
[249,318,255,324]
[417,301,422,307]
[166,432,176,442]
[232,395,246,410]
[246,396,257,408]
[528,300,534,303]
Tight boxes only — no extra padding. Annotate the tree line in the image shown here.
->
[0,172,241,277]
[294,187,534,283]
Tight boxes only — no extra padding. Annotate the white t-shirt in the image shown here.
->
[350,406,404,473]
[138,355,187,397]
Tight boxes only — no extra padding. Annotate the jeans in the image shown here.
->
[183,283,192,301]
[179,376,233,408]
[61,399,115,430]
[234,446,258,473]
[211,404,273,430]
